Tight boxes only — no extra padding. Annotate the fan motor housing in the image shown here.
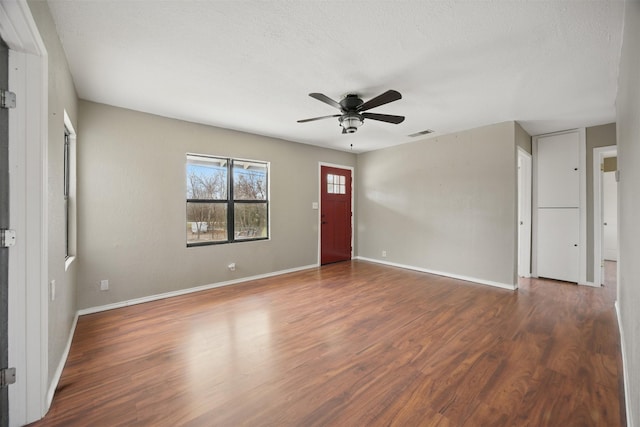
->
[340,94,363,111]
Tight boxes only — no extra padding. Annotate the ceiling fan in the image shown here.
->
[297,89,405,134]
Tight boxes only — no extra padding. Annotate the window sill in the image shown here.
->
[65,256,76,272]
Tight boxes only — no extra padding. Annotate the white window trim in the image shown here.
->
[63,110,76,271]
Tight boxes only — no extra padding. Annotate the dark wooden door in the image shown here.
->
[320,166,352,265]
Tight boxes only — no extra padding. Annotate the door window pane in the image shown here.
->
[327,173,346,194]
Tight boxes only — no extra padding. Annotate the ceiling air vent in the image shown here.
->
[408,129,434,137]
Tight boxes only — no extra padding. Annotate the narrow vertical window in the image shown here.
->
[64,127,70,259]
[63,112,77,269]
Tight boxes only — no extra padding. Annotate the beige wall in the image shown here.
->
[77,101,355,309]
[356,121,518,287]
[616,1,640,424]
[28,0,79,387]
[585,123,616,282]
[515,122,532,154]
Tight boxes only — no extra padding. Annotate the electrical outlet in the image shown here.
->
[50,280,56,301]
[228,263,236,271]
[100,279,109,291]
[382,250,387,257]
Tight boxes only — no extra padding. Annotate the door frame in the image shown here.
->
[517,147,532,279]
[0,1,49,425]
[317,162,354,266]
[593,145,617,286]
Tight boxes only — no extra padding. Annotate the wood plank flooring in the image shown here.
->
[30,261,625,426]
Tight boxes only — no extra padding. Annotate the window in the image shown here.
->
[62,111,77,269]
[327,173,346,194]
[186,154,269,246]
[63,127,70,258]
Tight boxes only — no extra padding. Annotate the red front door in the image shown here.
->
[321,166,352,265]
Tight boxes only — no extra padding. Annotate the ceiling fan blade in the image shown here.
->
[309,93,342,110]
[362,112,405,124]
[297,114,341,123]
[358,90,402,112]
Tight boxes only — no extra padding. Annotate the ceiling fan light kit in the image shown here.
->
[339,113,363,134]
[298,89,405,135]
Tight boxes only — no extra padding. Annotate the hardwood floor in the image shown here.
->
[30,261,625,426]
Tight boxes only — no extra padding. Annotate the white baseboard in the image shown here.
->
[355,257,517,291]
[77,264,318,316]
[579,281,599,287]
[615,301,634,427]
[47,312,79,408]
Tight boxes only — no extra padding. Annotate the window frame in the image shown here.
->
[62,111,77,271]
[186,153,269,247]
[63,126,70,259]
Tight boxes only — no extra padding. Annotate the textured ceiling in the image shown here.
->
[47,1,624,153]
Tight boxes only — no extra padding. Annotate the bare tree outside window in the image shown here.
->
[187,165,227,242]
[233,161,268,239]
[186,155,269,246]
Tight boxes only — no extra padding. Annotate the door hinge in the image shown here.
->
[0,368,16,387]
[1,229,16,247]
[1,90,16,109]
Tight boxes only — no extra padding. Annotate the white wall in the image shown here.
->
[77,101,356,309]
[615,1,640,425]
[356,121,518,288]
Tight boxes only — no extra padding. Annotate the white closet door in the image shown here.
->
[537,132,579,208]
[537,208,579,282]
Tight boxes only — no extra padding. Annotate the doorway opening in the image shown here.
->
[593,146,617,286]
[518,148,532,280]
